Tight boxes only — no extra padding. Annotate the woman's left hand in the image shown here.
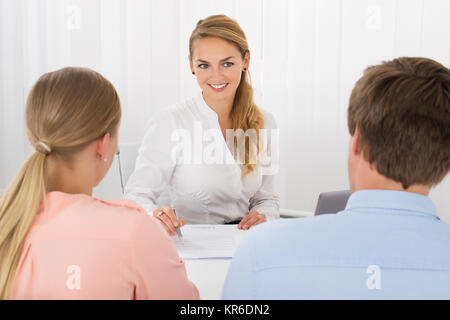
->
[238,211,267,230]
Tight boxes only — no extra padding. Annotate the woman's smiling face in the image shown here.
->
[190,36,249,103]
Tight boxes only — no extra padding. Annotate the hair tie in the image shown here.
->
[35,141,52,155]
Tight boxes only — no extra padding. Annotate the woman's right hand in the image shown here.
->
[153,205,185,236]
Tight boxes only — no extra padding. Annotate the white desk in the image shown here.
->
[183,213,314,300]
[185,259,232,300]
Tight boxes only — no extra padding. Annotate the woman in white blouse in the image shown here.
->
[125,15,279,236]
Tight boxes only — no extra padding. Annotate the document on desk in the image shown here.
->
[172,224,247,260]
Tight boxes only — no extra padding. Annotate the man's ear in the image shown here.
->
[350,127,361,156]
[96,133,111,160]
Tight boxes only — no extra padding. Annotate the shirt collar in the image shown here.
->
[344,189,439,219]
[195,93,219,121]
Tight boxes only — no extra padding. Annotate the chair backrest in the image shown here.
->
[117,142,140,190]
[314,190,351,215]
[116,142,171,207]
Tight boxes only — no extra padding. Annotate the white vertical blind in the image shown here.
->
[1,0,27,193]
[0,0,449,220]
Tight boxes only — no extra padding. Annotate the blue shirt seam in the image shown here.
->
[345,207,439,219]
[254,264,450,273]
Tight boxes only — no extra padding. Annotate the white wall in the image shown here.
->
[1,0,449,220]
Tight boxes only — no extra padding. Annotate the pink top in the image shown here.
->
[11,192,199,300]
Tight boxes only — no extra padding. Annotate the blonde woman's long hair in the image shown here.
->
[0,67,121,299]
[189,15,265,177]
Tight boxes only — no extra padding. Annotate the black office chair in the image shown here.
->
[314,190,351,215]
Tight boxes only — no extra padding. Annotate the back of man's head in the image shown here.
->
[348,57,450,189]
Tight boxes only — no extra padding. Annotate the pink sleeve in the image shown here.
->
[130,214,199,300]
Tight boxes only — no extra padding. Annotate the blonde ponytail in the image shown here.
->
[0,152,46,299]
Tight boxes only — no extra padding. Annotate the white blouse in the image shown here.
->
[124,94,280,224]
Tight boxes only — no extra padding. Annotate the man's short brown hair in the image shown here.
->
[348,57,450,189]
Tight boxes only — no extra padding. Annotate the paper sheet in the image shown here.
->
[172,224,247,260]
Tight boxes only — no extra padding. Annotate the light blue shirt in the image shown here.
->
[222,190,450,299]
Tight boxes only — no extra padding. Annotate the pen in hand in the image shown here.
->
[174,209,183,239]
[154,206,185,238]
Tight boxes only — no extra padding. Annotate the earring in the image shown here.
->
[192,72,195,75]
[104,157,108,163]
[243,68,247,72]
